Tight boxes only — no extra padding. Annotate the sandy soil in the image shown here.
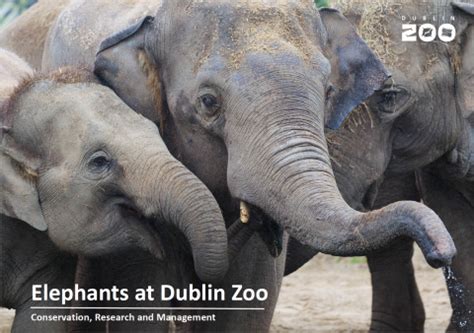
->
[0,247,450,332]
[0,309,13,333]
[271,247,451,332]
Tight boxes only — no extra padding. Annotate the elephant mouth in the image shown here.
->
[110,197,165,258]
[239,200,284,257]
[117,201,144,220]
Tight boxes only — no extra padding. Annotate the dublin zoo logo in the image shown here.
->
[402,23,456,42]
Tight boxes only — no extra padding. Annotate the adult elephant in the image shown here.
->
[342,2,474,331]
[287,1,474,331]
[417,2,474,329]
[40,0,456,331]
[417,166,474,331]
[0,0,70,70]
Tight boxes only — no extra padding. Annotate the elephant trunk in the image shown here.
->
[226,84,456,267]
[126,142,229,282]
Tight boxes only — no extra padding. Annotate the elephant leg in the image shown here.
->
[368,239,425,331]
[192,234,287,332]
[284,236,318,276]
[100,251,173,332]
[70,253,172,332]
[68,256,107,332]
[417,169,474,332]
[367,173,425,331]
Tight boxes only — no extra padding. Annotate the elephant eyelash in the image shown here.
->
[325,85,335,101]
[381,87,403,104]
[84,150,115,180]
[197,92,222,118]
[200,94,219,109]
[88,155,111,171]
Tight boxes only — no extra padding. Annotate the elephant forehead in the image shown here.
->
[181,0,324,70]
[58,0,159,51]
[15,82,156,140]
[334,0,455,69]
[188,0,315,10]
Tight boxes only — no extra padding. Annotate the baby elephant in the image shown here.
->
[0,49,229,330]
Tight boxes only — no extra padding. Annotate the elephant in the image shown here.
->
[286,0,474,331]
[31,0,460,331]
[0,0,71,70]
[417,167,474,331]
[44,0,457,260]
[338,2,474,331]
[0,49,76,333]
[0,48,231,330]
[18,2,462,329]
[1,215,77,333]
[416,5,474,329]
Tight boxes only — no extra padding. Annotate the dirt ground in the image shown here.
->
[271,246,451,332]
[0,247,450,332]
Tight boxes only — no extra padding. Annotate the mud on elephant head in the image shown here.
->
[93,0,455,266]
[338,0,474,180]
[0,49,229,283]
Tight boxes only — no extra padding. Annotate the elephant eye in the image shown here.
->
[87,151,112,174]
[91,156,109,169]
[372,84,411,116]
[382,88,399,106]
[325,84,335,102]
[201,94,218,108]
[379,86,407,113]
[198,93,221,117]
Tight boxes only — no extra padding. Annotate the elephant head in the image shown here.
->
[336,0,474,178]
[94,0,455,265]
[0,51,228,282]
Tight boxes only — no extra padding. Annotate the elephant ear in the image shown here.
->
[0,132,46,231]
[452,2,474,121]
[94,16,163,126]
[0,51,45,230]
[452,1,474,16]
[319,8,390,129]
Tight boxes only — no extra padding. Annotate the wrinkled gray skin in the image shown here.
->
[37,1,459,330]
[287,1,473,331]
[45,0,456,265]
[0,50,75,333]
[0,48,230,329]
[417,3,474,330]
[0,63,229,283]
[1,216,76,333]
[345,2,473,331]
[418,167,474,332]
[69,250,177,332]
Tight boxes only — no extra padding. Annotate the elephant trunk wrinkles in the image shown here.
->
[227,95,456,268]
[127,143,229,283]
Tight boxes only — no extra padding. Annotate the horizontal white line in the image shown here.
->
[31,307,265,311]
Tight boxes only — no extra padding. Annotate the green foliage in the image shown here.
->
[315,0,330,8]
[349,257,367,265]
[336,256,367,265]
[0,0,36,27]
